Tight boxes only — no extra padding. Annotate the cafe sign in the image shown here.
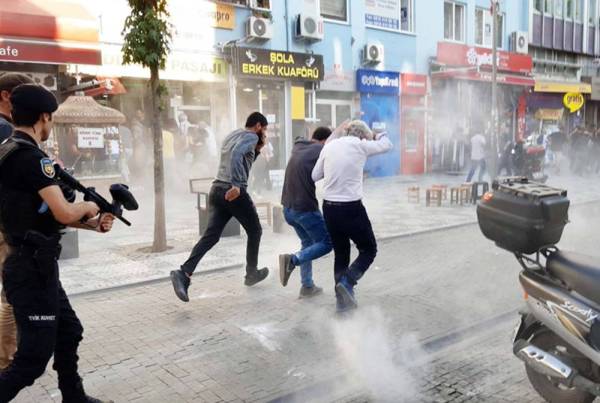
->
[563,92,585,113]
[235,47,324,82]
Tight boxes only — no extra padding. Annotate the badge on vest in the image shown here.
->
[40,158,55,178]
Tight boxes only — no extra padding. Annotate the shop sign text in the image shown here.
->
[236,48,324,82]
[563,92,585,113]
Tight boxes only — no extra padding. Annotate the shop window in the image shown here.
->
[444,1,465,42]
[475,8,504,48]
[321,0,348,22]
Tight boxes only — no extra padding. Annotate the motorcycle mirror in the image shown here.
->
[109,184,139,211]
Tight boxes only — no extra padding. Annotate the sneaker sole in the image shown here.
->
[278,255,288,287]
[335,283,357,309]
[170,271,189,302]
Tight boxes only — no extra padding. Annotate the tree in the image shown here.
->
[122,0,171,252]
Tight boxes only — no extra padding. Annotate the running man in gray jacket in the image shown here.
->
[171,112,270,302]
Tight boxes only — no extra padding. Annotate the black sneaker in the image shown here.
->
[335,281,357,310]
[279,254,296,287]
[244,267,269,286]
[299,285,323,299]
[170,270,190,302]
[84,397,114,403]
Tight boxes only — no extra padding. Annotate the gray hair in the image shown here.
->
[345,120,373,140]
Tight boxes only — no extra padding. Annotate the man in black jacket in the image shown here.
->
[279,127,333,298]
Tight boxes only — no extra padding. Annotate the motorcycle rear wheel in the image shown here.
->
[525,330,595,403]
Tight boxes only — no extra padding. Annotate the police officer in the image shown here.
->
[0,84,114,402]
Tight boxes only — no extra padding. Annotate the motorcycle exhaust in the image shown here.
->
[514,339,572,379]
[514,339,600,396]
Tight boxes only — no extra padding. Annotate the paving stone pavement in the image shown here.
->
[62,173,600,295]
[11,202,600,403]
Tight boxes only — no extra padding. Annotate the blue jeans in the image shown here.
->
[466,159,487,182]
[283,208,333,288]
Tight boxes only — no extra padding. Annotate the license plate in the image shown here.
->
[512,316,525,343]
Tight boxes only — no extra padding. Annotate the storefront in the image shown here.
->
[67,0,234,153]
[316,67,357,131]
[430,42,534,172]
[400,73,428,174]
[357,69,401,177]
[0,0,101,94]
[530,81,591,136]
[232,46,324,172]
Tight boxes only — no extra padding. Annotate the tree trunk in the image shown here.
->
[150,66,167,252]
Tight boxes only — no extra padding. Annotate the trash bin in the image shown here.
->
[60,228,79,260]
[197,192,240,237]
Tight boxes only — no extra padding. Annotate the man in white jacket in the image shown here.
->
[312,120,393,313]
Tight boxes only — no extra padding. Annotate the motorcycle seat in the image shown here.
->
[547,251,600,305]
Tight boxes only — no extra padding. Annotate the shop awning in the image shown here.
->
[534,81,592,93]
[0,0,101,65]
[431,69,535,86]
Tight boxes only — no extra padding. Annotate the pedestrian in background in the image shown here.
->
[312,120,393,313]
[466,124,487,183]
[170,112,271,302]
[279,127,334,298]
[0,72,33,371]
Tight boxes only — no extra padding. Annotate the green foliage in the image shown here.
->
[122,0,172,71]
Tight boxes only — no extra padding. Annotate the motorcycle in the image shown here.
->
[477,177,600,403]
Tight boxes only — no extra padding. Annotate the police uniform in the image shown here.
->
[0,85,101,403]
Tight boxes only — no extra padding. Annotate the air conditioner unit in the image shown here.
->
[363,42,384,64]
[246,16,273,41]
[511,31,528,54]
[295,13,324,41]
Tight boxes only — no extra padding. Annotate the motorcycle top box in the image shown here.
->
[477,177,570,254]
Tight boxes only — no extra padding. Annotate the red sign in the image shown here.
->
[437,42,533,74]
[401,73,428,95]
[0,39,101,65]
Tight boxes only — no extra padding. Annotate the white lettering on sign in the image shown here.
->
[361,74,399,88]
[0,45,19,58]
[466,47,499,67]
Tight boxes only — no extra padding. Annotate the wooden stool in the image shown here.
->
[471,182,490,204]
[450,187,460,205]
[432,184,448,200]
[459,185,472,205]
[407,186,420,203]
[426,188,443,207]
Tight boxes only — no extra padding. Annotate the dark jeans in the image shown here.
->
[466,159,487,182]
[283,207,332,288]
[182,184,262,276]
[322,200,377,288]
[0,250,85,402]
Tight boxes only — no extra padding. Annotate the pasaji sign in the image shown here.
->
[563,92,585,113]
[236,48,324,82]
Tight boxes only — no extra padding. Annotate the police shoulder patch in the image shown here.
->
[40,158,55,179]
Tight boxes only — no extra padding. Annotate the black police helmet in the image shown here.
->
[10,84,58,114]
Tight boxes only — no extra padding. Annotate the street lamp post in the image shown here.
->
[491,0,499,179]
